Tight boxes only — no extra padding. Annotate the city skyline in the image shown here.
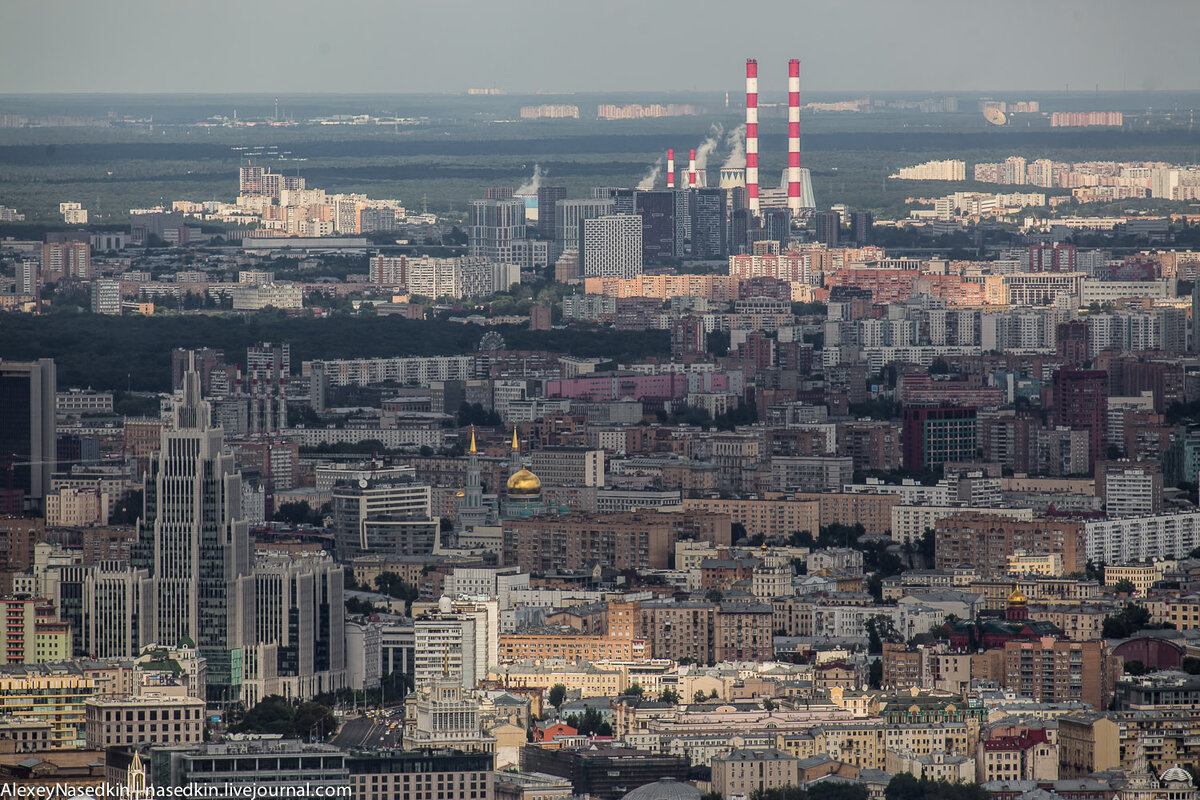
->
[2,0,1198,95]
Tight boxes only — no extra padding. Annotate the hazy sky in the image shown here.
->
[2,0,1197,95]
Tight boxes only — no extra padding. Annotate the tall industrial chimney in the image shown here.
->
[667,148,675,189]
[788,59,802,217]
[745,59,759,216]
[688,149,697,188]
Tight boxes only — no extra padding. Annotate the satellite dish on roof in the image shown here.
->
[983,107,1008,126]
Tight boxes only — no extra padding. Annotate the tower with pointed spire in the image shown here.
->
[503,428,544,518]
[456,426,495,532]
[131,353,255,706]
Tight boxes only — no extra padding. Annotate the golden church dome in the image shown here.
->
[507,467,541,496]
[1008,587,1027,605]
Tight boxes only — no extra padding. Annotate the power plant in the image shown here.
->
[657,58,814,219]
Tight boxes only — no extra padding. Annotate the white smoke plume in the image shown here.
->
[722,124,746,169]
[693,123,724,174]
[636,155,663,190]
[515,164,542,195]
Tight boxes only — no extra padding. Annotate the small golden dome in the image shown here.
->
[507,468,541,496]
[455,490,465,498]
[1008,587,1027,605]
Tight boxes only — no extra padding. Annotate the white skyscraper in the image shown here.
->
[581,214,642,279]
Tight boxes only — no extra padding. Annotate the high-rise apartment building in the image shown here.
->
[18,260,39,296]
[0,597,70,664]
[42,238,91,282]
[581,215,642,279]
[555,198,615,255]
[934,513,1087,576]
[1057,321,1089,365]
[1053,368,1108,470]
[814,211,840,246]
[413,598,498,690]
[404,256,519,300]
[91,278,122,315]
[0,359,56,507]
[537,186,567,240]
[1095,461,1163,518]
[468,199,526,264]
[691,188,729,259]
[1001,639,1118,711]
[850,211,874,245]
[369,255,406,285]
[246,342,289,435]
[1029,244,1077,273]
[633,191,677,263]
[901,404,977,470]
[130,358,255,704]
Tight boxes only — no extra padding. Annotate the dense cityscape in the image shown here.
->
[4,5,1200,799]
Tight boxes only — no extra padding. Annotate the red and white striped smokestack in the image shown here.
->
[745,58,759,216]
[688,149,697,188]
[787,58,802,218]
[667,149,675,189]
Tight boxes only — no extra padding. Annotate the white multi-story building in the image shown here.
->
[406,677,489,751]
[282,426,445,449]
[1102,466,1160,518]
[1085,511,1200,564]
[843,479,951,505]
[1108,393,1156,446]
[581,215,642,279]
[926,310,980,346]
[302,356,475,388]
[443,567,529,608]
[405,257,519,300]
[60,202,88,224]
[555,198,615,254]
[230,282,303,311]
[891,506,1034,545]
[18,260,38,296]
[91,279,122,315]
[468,198,526,265]
[492,379,536,421]
[369,255,405,285]
[984,272,1084,307]
[413,597,499,690]
[56,389,114,415]
[332,476,434,560]
[315,462,416,493]
[892,160,966,182]
[238,269,275,285]
[1080,279,1170,305]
